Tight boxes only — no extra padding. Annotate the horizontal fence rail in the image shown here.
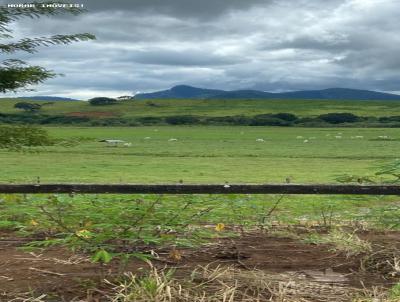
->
[0,184,400,195]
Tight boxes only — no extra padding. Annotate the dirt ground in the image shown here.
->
[0,229,399,301]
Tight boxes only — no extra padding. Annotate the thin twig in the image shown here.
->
[29,267,66,276]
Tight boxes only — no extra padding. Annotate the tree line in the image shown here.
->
[2,111,400,127]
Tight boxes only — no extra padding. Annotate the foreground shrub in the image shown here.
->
[0,194,224,262]
[0,125,54,150]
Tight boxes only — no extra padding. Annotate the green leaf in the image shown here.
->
[92,249,112,264]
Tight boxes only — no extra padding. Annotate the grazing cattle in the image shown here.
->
[99,139,125,146]
[256,138,265,142]
[168,138,178,142]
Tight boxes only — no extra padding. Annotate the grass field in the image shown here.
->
[2,97,400,118]
[3,102,400,300]
[0,126,399,183]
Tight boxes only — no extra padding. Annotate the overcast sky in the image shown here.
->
[1,0,400,99]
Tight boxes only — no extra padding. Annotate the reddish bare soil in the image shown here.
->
[0,229,399,301]
[66,111,118,118]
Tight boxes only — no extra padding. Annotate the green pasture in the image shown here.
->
[1,97,400,117]
[1,125,400,277]
[0,126,399,183]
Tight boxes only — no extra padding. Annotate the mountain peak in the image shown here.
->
[170,85,197,91]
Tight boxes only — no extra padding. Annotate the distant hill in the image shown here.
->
[134,85,400,100]
[134,85,225,99]
[18,96,81,101]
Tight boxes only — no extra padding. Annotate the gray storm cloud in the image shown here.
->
[1,0,400,98]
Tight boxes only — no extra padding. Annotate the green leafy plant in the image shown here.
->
[335,174,377,184]
[375,160,400,183]
[0,194,225,261]
[92,249,113,264]
[336,159,400,184]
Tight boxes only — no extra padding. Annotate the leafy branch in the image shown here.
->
[0,1,95,93]
[0,34,95,53]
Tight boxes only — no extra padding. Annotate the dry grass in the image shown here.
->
[351,283,400,302]
[303,229,372,257]
[8,262,400,302]
[6,293,47,302]
[361,246,400,278]
[104,261,363,302]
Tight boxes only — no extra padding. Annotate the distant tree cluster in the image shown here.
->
[88,97,118,106]
[14,101,41,112]
[2,107,399,127]
[318,113,360,124]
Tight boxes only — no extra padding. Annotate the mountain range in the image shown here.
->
[18,96,80,101]
[133,85,400,100]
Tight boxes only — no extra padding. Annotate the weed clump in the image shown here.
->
[303,228,372,257]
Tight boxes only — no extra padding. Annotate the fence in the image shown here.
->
[0,183,400,195]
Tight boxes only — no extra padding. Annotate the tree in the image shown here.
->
[272,113,298,122]
[88,97,118,106]
[14,101,42,112]
[318,113,360,124]
[0,2,95,93]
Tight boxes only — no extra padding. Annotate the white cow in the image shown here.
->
[99,139,125,147]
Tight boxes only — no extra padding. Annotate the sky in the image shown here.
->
[1,0,400,99]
